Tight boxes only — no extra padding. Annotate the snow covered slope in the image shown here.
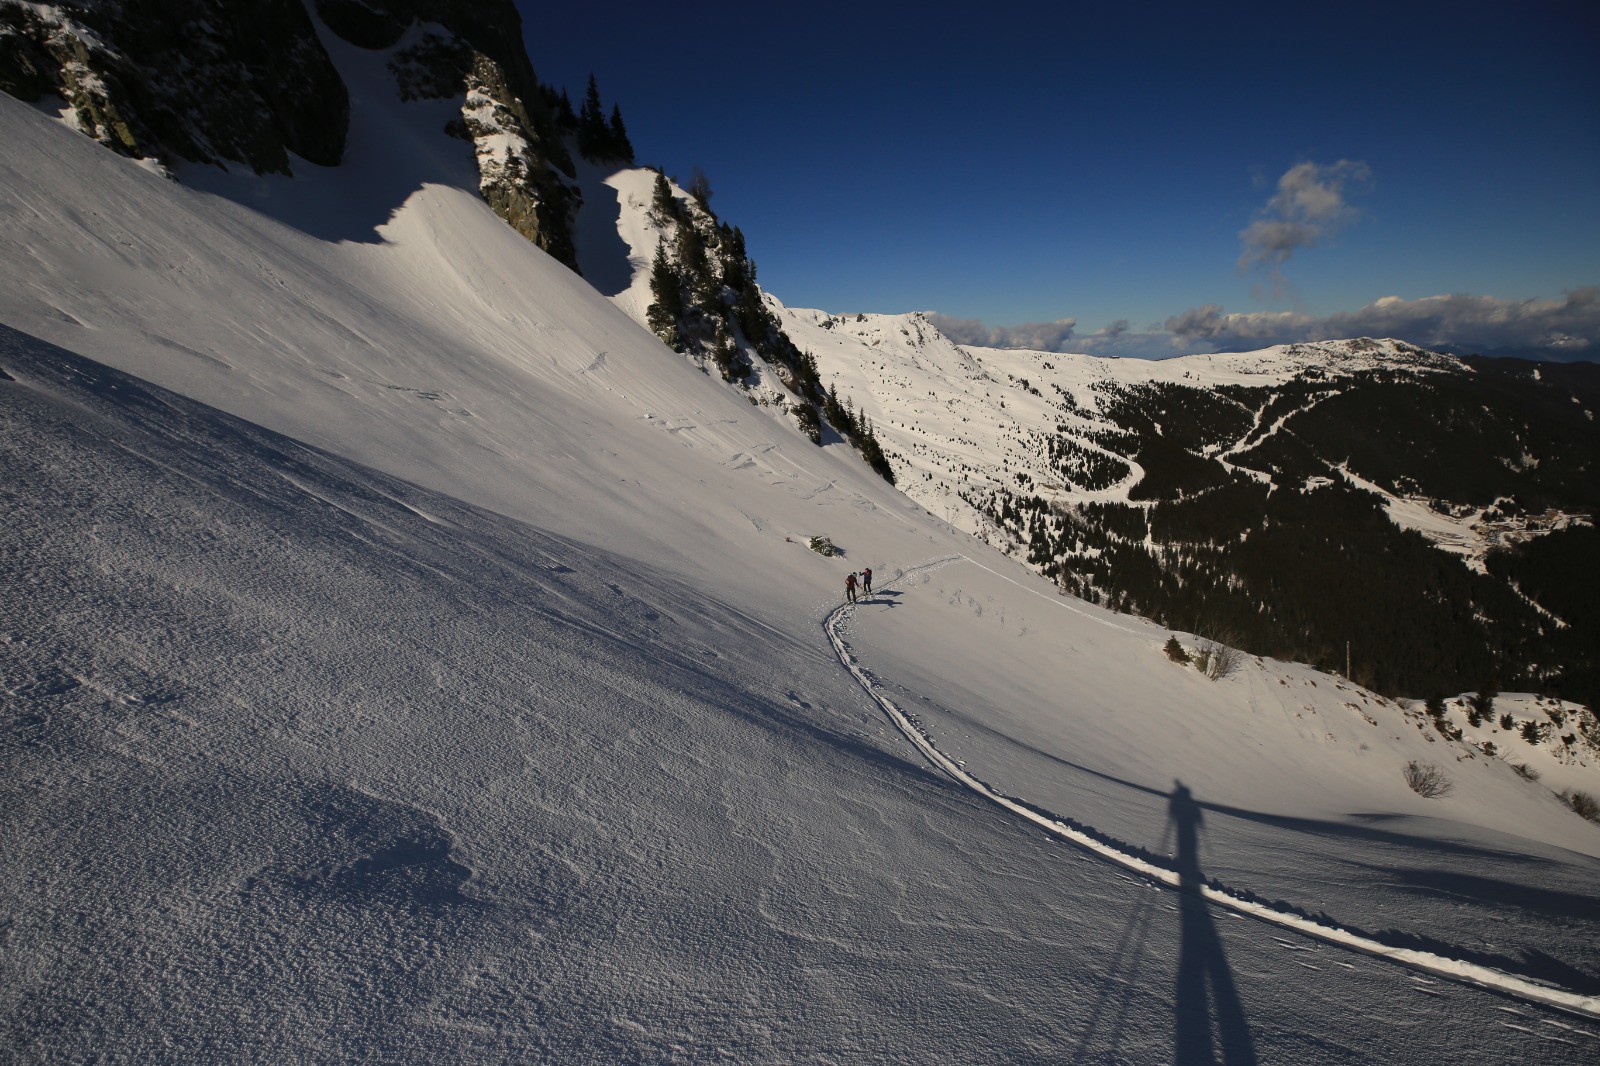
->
[3,54,1600,1062]
[781,308,1445,526]
[784,302,1592,568]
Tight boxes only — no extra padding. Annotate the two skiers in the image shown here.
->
[844,567,873,605]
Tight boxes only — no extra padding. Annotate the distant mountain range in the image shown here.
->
[775,311,1600,708]
[1434,342,1600,365]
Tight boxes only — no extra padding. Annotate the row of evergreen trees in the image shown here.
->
[537,73,634,163]
[642,170,894,483]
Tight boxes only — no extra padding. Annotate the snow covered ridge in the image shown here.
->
[785,300,1600,714]
[576,163,899,479]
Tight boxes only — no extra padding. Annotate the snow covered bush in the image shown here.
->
[808,535,837,557]
[1163,636,1189,664]
[1510,762,1541,781]
[1403,761,1454,799]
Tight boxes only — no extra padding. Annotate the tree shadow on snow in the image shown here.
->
[1353,864,1600,924]
[915,709,1600,1001]
[943,702,1577,869]
[571,176,635,297]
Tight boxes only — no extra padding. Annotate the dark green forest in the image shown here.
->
[975,357,1600,709]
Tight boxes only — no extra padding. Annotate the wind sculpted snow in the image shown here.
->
[3,70,1600,1062]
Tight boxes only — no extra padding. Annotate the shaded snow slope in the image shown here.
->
[4,72,1600,1060]
[825,575,1598,1017]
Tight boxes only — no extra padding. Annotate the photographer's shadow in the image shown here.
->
[1171,780,1257,1065]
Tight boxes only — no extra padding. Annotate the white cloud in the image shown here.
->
[930,290,1599,361]
[1164,288,1600,357]
[925,313,1077,351]
[1238,160,1371,294]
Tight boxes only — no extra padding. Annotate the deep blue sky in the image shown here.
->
[518,1,1600,356]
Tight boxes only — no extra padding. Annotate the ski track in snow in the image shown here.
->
[955,553,1136,634]
[825,557,1600,1021]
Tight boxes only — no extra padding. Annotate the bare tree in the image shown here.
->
[1559,789,1599,824]
[1194,637,1242,681]
[1403,761,1453,798]
[688,166,713,207]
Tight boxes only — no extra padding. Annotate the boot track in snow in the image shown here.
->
[824,555,1600,1020]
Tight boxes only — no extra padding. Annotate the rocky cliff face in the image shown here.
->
[0,0,347,173]
[369,2,579,269]
[0,0,579,268]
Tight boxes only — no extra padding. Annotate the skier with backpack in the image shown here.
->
[845,571,858,604]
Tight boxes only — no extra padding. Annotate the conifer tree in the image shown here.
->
[651,171,675,220]
[608,104,634,162]
[736,283,765,342]
[578,73,607,158]
[721,250,748,292]
[795,402,822,444]
[688,167,713,208]
[646,241,682,348]
[675,222,715,303]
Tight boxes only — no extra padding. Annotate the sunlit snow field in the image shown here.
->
[2,52,1598,1064]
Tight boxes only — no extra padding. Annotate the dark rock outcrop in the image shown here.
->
[0,0,348,173]
[361,2,580,269]
[0,0,582,268]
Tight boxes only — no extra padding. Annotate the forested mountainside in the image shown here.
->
[788,313,1599,711]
